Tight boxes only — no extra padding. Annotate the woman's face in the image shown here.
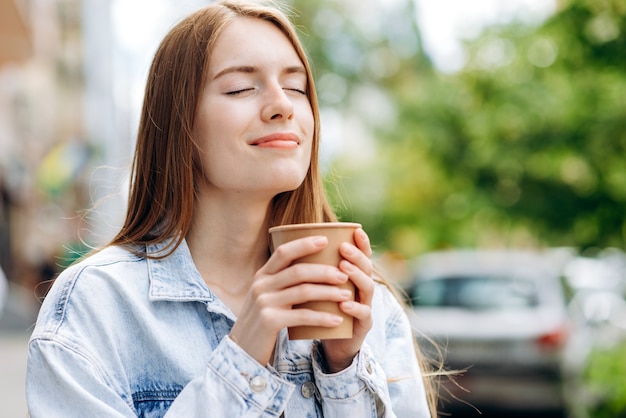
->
[193,17,314,200]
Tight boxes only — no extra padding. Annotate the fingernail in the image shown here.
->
[331,315,343,324]
[340,260,354,272]
[342,301,355,310]
[340,289,352,298]
[313,236,328,246]
[341,242,355,256]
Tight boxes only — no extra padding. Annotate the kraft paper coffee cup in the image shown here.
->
[268,222,361,340]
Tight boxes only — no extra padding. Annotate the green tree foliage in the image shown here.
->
[583,340,626,417]
[289,0,626,257]
[448,0,626,252]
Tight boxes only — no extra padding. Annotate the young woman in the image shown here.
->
[26,1,435,416]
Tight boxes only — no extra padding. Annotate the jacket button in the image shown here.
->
[250,376,267,393]
[366,360,374,374]
[301,381,315,399]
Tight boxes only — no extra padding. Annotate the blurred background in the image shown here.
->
[0,0,625,416]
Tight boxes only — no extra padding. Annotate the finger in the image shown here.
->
[264,235,328,274]
[257,263,349,294]
[339,300,372,323]
[277,282,354,307]
[354,228,372,258]
[339,242,373,277]
[339,259,375,306]
[284,306,345,329]
[339,300,373,337]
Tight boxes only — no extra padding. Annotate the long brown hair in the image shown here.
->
[109,0,335,257]
[108,1,439,415]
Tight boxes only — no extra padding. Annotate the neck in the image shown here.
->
[186,192,274,294]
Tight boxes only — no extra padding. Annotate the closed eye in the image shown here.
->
[284,88,307,95]
[226,88,254,95]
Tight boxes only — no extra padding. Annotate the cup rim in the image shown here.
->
[268,222,361,234]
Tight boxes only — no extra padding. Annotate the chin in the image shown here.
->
[268,176,306,195]
[271,168,308,186]
[276,182,305,195]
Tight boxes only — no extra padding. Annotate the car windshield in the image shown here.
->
[412,276,539,310]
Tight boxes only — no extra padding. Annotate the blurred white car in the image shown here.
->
[406,249,587,415]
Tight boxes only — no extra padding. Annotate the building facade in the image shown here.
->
[0,0,93,292]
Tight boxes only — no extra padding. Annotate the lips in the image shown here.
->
[250,132,300,148]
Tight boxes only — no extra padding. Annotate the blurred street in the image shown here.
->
[1,0,626,416]
[0,283,39,418]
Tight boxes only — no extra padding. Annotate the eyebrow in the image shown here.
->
[212,65,307,80]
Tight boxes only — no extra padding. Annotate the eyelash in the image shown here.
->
[226,88,254,95]
[287,88,307,95]
[225,87,307,96]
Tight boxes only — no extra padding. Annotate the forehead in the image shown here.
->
[207,17,304,76]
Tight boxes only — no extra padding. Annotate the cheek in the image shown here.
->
[194,109,241,164]
[193,114,226,176]
[195,108,224,141]
[301,102,315,133]
[298,105,315,150]
[195,94,239,135]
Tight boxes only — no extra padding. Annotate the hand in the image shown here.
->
[229,235,353,366]
[321,228,374,373]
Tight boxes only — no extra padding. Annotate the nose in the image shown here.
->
[261,84,294,122]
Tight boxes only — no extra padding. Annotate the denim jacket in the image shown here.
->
[26,239,430,417]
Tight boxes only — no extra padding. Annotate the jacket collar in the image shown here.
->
[146,238,215,303]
